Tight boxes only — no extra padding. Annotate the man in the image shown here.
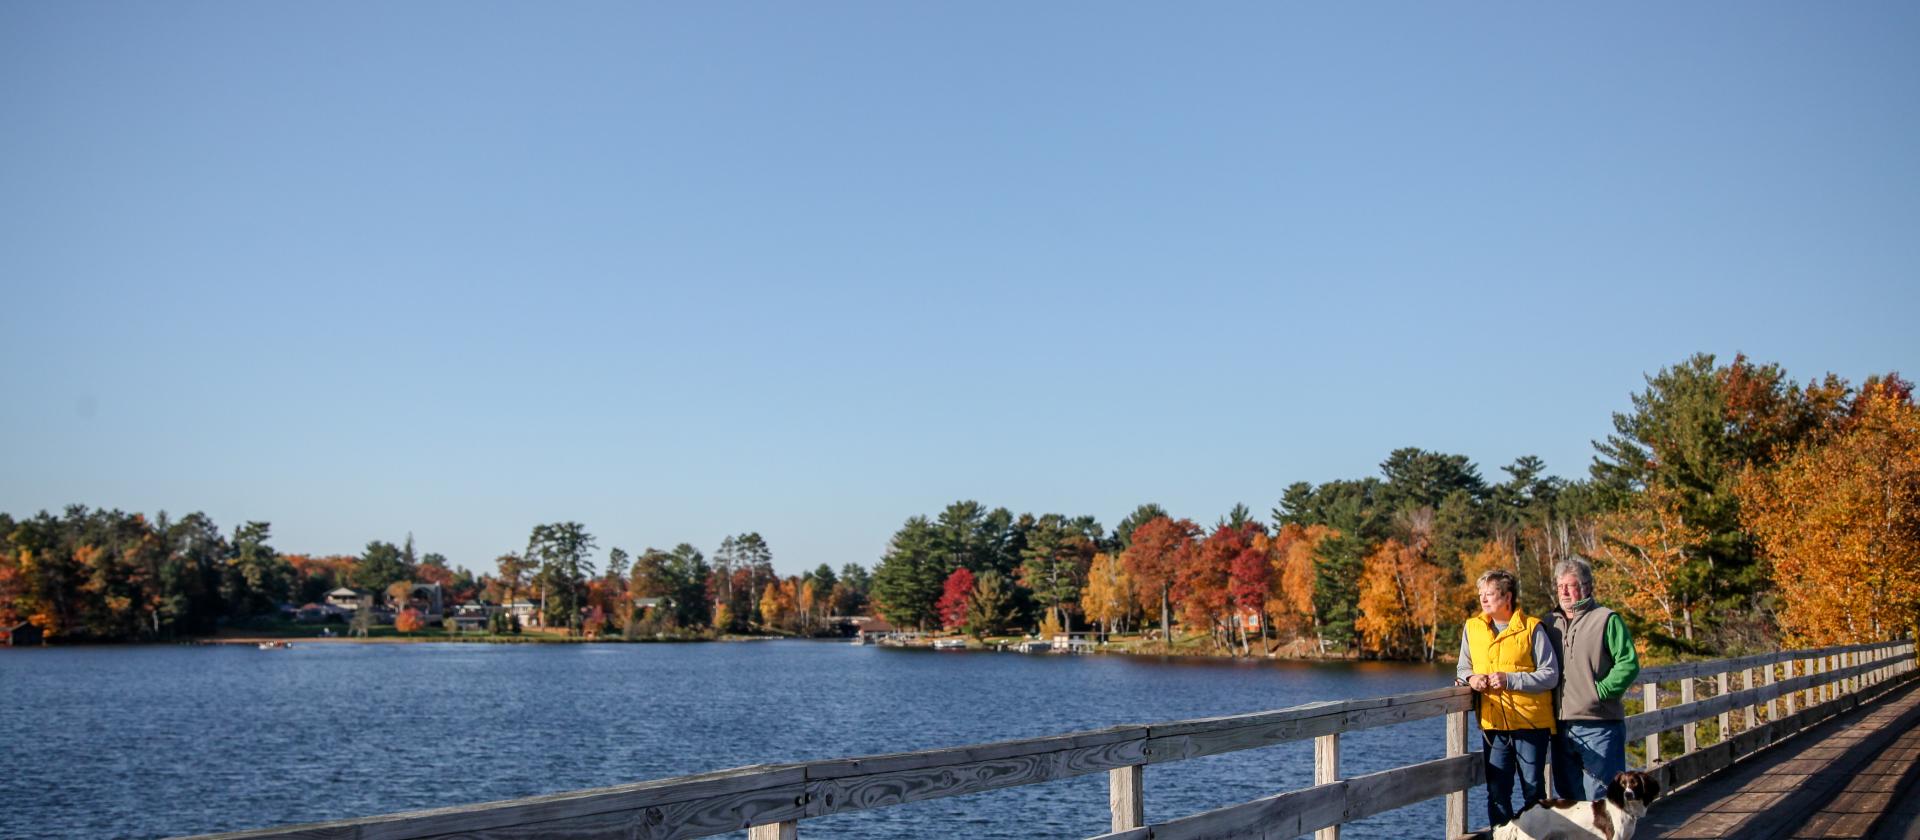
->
[1458,569,1560,827]
[1548,556,1640,801]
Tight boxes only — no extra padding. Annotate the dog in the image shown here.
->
[1490,770,1663,840]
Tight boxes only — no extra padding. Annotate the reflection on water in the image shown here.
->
[0,641,1467,839]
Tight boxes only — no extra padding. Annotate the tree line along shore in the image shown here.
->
[3,352,1917,660]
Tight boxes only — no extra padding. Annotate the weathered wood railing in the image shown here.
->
[185,638,1915,840]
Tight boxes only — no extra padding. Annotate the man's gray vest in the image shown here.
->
[1550,603,1625,722]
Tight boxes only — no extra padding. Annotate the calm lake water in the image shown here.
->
[0,641,1489,840]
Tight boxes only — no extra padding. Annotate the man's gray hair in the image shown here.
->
[1554,556,1595,597]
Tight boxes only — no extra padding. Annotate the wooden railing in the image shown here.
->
[185,638,1916,840]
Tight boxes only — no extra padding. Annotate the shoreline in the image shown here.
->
[163,631,1456,664]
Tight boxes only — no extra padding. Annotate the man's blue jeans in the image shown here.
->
[1484,728,1550,826]
[1552,720,1628,801]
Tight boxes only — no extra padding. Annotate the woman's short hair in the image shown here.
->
[1476,569,1519,606]
[1553,556,1595,597]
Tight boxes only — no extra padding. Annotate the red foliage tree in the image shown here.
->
[1122,516,1200,648]
[935,567,976,631]
[1227,527,1274,654]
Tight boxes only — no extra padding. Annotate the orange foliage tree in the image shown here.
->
[1178,524,1240,651]
[1738,379,1920,645]
[394,608,425,635]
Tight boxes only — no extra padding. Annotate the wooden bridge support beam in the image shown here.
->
[1314,732,1340,840]
[1446,710,1468,839]
[748,820,797,840]
[1109,765,1143,833]
[1644,682,1662,765]
[1682,678,1698,754]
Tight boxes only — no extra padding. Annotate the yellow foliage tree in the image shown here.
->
[1080,552,1133,636]
[1591,487,1702,642]
[1266,524,1329,642]
[1355,538,1450,659]
[759,578,796,630]
[1037,608,1064,639]
[798,579,818,629]
[1738,384,1920,644]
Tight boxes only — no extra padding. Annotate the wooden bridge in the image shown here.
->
[187,638,1917,840]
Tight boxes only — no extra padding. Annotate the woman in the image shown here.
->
[1456,569,1560,827]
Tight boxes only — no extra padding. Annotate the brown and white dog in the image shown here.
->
[1490,771,1662,840]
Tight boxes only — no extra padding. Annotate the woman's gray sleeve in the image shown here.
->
[1456,626,1474,683]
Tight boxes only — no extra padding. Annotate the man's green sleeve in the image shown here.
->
[1596,612,1640,700]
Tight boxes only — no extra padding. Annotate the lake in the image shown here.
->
[0,641,1490,839]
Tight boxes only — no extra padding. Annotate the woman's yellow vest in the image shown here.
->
[1465,609,1556,732]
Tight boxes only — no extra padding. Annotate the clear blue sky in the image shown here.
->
[4,4,1916,576]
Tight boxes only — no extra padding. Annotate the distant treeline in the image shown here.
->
[5,353,1916,655]
[865,354,1920,658]
[0,511,873,642]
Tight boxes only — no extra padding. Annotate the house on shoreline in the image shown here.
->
[2,621,42,647]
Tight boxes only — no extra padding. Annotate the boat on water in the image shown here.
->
[931,638,967,650]
[257,641,291,650]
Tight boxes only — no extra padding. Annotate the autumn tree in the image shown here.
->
[758,577,796,630]
[1226,528,1275,656]
[1265,524,1324,643]
[1122,516,1199,649]
[1180,524,1241,652]
[394,607,425,635]
[1079,552,1132,638]
[935,567,976,631]
[1589,487,1704,644]
[1738,378,1920,644]
[1354,537,1449,660]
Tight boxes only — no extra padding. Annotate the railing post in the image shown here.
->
[1446,710,1468,839]
[748,820,798,840]
[1728,671,1743,740]
[1766,659,1780,721]
[1743,668,1756,731]
[1315,732,1340,840]
[1109,765,1144,833]
[1681,677,1697,755]
[1643,682,1661,766]
[1786,659,1799,716]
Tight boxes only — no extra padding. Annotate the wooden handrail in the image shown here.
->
[178,638,1917,840]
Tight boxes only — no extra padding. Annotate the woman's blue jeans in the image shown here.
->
[1483,728,1550,826]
